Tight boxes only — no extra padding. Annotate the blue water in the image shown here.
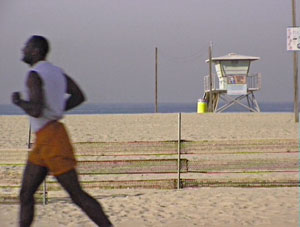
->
[0,102,295,115]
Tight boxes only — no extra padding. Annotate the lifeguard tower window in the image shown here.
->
[204,53,261,113]
[221,61,250,75]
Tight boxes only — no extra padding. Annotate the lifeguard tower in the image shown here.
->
[203,53,261,112]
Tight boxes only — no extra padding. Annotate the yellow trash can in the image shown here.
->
[197,99,207,113]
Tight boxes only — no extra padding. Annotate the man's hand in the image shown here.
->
[12,92,22,106]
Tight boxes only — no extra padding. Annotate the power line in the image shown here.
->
[158,46,208,63]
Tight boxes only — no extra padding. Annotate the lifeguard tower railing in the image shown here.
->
[203,73,262,112]
[204,73,262,92]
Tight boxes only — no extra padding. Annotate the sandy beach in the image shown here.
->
[0,113,298,148]
[0,113,298,226]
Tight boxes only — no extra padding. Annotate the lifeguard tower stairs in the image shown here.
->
[204,53,261,112]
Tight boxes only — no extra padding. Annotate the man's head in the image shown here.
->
[22,35,50,65]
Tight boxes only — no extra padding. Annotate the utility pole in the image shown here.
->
[292,0,299,122]
[155,47,158,113]
[208,42,213,112]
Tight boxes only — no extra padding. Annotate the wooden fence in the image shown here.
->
[0,138,298,204]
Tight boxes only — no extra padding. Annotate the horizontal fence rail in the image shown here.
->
[78,159,188,174]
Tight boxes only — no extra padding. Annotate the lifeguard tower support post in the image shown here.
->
[203,53,261,112]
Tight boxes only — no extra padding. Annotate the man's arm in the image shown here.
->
[64,74,85,111]
[12,71,44,118]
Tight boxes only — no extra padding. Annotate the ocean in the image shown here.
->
[0,102,296,115]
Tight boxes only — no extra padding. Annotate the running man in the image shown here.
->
[12,35,113,227]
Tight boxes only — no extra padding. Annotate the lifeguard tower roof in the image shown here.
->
[206,53,260,62]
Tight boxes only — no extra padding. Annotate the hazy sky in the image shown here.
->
[1,0,299,104]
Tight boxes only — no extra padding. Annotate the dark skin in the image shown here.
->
[12,38,112,227]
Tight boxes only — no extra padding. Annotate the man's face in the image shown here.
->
[22,39,36,65]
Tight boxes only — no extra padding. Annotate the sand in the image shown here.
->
[0,113,298,226]
[0,187,298,227]
[0,113,298,148]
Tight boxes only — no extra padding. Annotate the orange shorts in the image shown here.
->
[28,121,77,176]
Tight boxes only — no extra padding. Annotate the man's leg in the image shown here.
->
[56,169,112,227]
[19,161,48,227]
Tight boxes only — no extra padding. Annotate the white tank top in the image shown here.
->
[27,61,66,132]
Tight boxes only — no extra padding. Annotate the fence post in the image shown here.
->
[28,124,48,205]
[177,113,181,189]
[27,124,31,150]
